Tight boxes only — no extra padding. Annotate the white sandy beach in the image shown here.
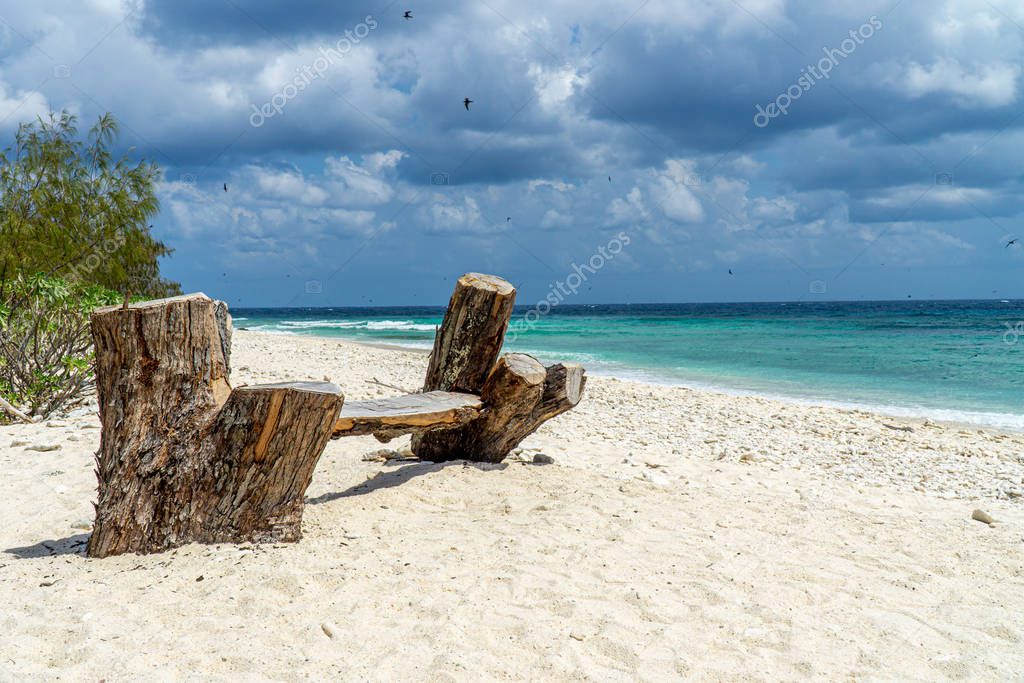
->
[1,330,1022,681]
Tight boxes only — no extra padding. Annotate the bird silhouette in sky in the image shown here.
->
[728,269,733,275]
[464,97,473,110]
[506,217,512,222]
[608,175,612,182]
[223,183,228,192]
[403,10,412,19]
[1006,238,1019,248]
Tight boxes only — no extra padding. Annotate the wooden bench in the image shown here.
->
[85,273,585,557]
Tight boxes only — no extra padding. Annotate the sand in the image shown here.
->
[1,331,1022,681]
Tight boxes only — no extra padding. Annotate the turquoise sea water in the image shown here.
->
[234,301,1024,431]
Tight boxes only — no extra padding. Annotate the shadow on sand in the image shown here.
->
[6,461,514,557]
[306,459,509,506]
[5,532,90,559]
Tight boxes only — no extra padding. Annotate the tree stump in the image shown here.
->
[87,294,343,558]
[411,272,586,463]
[422,273,516,393]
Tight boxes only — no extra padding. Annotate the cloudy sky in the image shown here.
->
[1,0,1022,305]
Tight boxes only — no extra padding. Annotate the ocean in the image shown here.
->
[234,300,1024,431]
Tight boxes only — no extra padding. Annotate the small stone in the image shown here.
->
[532,453,555,465]
[67,435,80,442]
[195,575,204,582]
[642,470,670,487]
[569,631,585,641]
[10,440,28,447]
[71,519,92,530]
[321,622,336,639]
[26,443,61,452]
[971,509,995,525]
[45,421,68,428]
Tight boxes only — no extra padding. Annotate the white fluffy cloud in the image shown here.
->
[899,59,1019,108]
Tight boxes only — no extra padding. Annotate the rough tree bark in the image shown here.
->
[412,354,586,463]
[87,294,342,558]
[421,273,516,393]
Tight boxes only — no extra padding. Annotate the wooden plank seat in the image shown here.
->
[332,391,482,439]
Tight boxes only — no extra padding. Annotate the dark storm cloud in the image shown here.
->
[1,0,1022,303]
[138,0,403,46]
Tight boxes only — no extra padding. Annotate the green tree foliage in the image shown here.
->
[0,111,180,298]
[0,111,180,420]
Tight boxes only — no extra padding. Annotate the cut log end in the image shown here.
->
[537,362,585,420]
[459,272,515,295]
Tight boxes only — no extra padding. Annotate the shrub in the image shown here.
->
[0,273,120,420]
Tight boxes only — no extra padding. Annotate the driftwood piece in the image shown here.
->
[422,273,515,393]
[87,294,343,558]
[333,391,482,439]
[412,354,586,463]
[0,395,33,423]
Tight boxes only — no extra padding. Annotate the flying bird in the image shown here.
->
[463,97,473,110]
[1006,238,1019,248]
[403,10,412,19]
[223,183,228,192]
[728,269,733,275]
[506,217,512,222]
[608,175,612,182]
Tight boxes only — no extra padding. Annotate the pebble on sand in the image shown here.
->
[25,443,61,452]
[532,453,555,465]
[642,470,670,487]
[321,622,336,639]
[971,509,995,525]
